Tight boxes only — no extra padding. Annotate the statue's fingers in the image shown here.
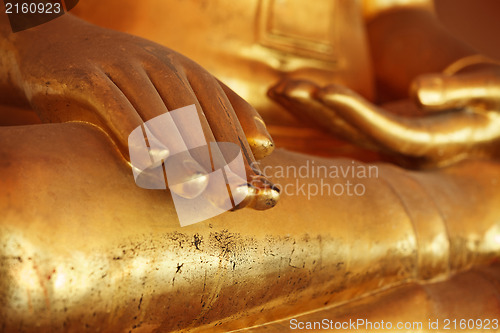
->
[100,65,210,198]
[411,69,500,112]
[152,62,279,210]
[187,71,280,210]
[316,84,499,165]
[143,63,216,171]
[268,79,378,150]
[145,66,229,182]
[146,63,262,202]
[316,83,441,157]
[181,70,256,173]
[99,64,186,163]
[217,79,274,160]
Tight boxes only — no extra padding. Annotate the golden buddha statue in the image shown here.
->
[1,0,500,332]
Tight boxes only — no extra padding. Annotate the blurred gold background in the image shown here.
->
[436,0,500,59]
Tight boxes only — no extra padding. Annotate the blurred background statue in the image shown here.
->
[1,0,500,331]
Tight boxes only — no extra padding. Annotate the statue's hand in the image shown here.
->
[268,66,500,168]
[12,15,278,208]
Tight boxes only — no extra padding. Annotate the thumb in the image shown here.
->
[411,68,500,112]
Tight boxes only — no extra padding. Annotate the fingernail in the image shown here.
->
[201,169,247,211]
[250,116,275,160]
[413,75,445,107]
[164,153,209,199]
[237,176,280,210]
[146,132,170,167]
[148,148,170,167]
[269,79,317,100]
[253,115,268,133]
[287,82,316,100]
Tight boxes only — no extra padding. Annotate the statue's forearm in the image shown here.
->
[1,122,499,331]
[366,8,476,99]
